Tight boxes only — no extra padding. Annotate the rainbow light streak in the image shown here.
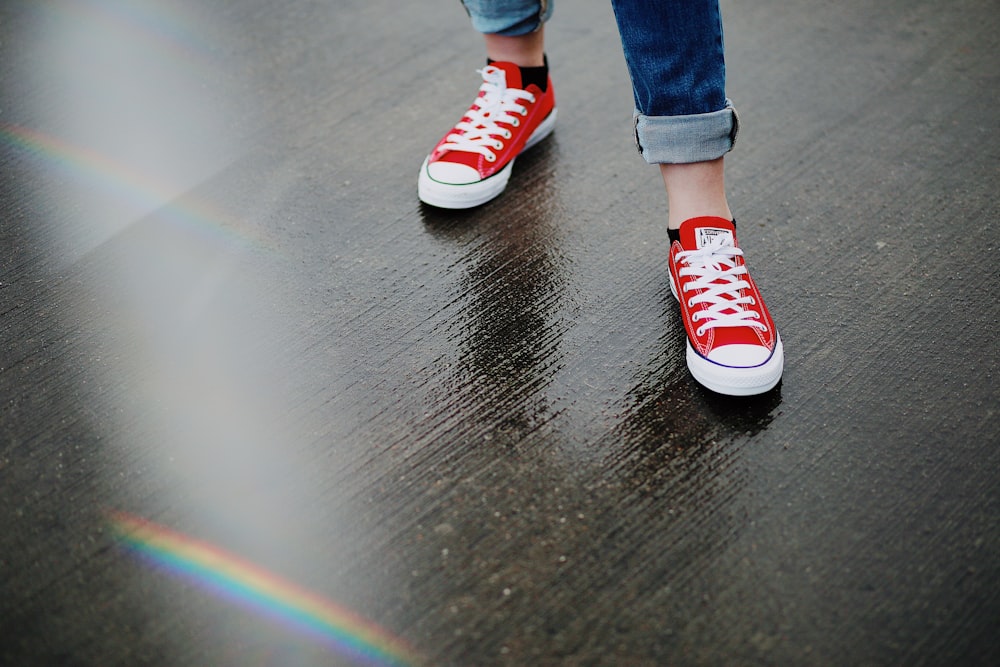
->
[109,511,423,667]
[0,122,270,254]
[43,0,217,65]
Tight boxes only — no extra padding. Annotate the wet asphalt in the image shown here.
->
[1,0,998,665]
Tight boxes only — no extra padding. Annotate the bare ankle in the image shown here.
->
[660,158,733,229]
[483,27,546,67]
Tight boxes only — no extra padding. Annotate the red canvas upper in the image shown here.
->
[427,62,555,180]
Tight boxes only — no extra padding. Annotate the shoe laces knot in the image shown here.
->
[676,235,768,336]
[439,65,535,162]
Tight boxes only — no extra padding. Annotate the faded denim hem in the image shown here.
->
[634,101,739,164]
[463,0,553,37]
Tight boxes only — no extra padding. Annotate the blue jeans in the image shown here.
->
[459,0,738,164]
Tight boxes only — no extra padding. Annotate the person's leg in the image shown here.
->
[483,28,545,67]
[417,1,556,209]
[611,0,782,395]
[660,158,731,229]
[610,0,735,228]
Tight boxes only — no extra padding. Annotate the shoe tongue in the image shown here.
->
[487,61,524,89]
[680,216,736,250]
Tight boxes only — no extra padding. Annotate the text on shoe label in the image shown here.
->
[696,227,734,249]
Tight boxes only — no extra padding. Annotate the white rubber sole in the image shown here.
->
[669,272,783,396]
[418,108,557,209]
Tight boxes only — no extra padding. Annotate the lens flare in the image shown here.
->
[0,122,270,254]
[51,0,218,65]
[109,511,424,667]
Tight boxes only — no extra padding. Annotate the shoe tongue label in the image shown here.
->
[695,227,734,249]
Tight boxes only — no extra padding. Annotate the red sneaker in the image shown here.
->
[668,216,784,395]
[418,62,556,209]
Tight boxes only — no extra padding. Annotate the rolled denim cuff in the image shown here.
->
[463,0,553,36]
[633,100,739,164]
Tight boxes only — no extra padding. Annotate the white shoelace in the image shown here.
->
[439,66,535,163]
[676,236,767,337]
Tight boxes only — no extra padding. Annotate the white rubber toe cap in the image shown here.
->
[426,161,481,186]
[705,343,773,368]
[687,338,783,396]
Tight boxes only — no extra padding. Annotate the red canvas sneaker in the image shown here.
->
[668,216,784,395]
[418,62,556,209]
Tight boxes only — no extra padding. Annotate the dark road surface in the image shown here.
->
[2,1,998,665]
